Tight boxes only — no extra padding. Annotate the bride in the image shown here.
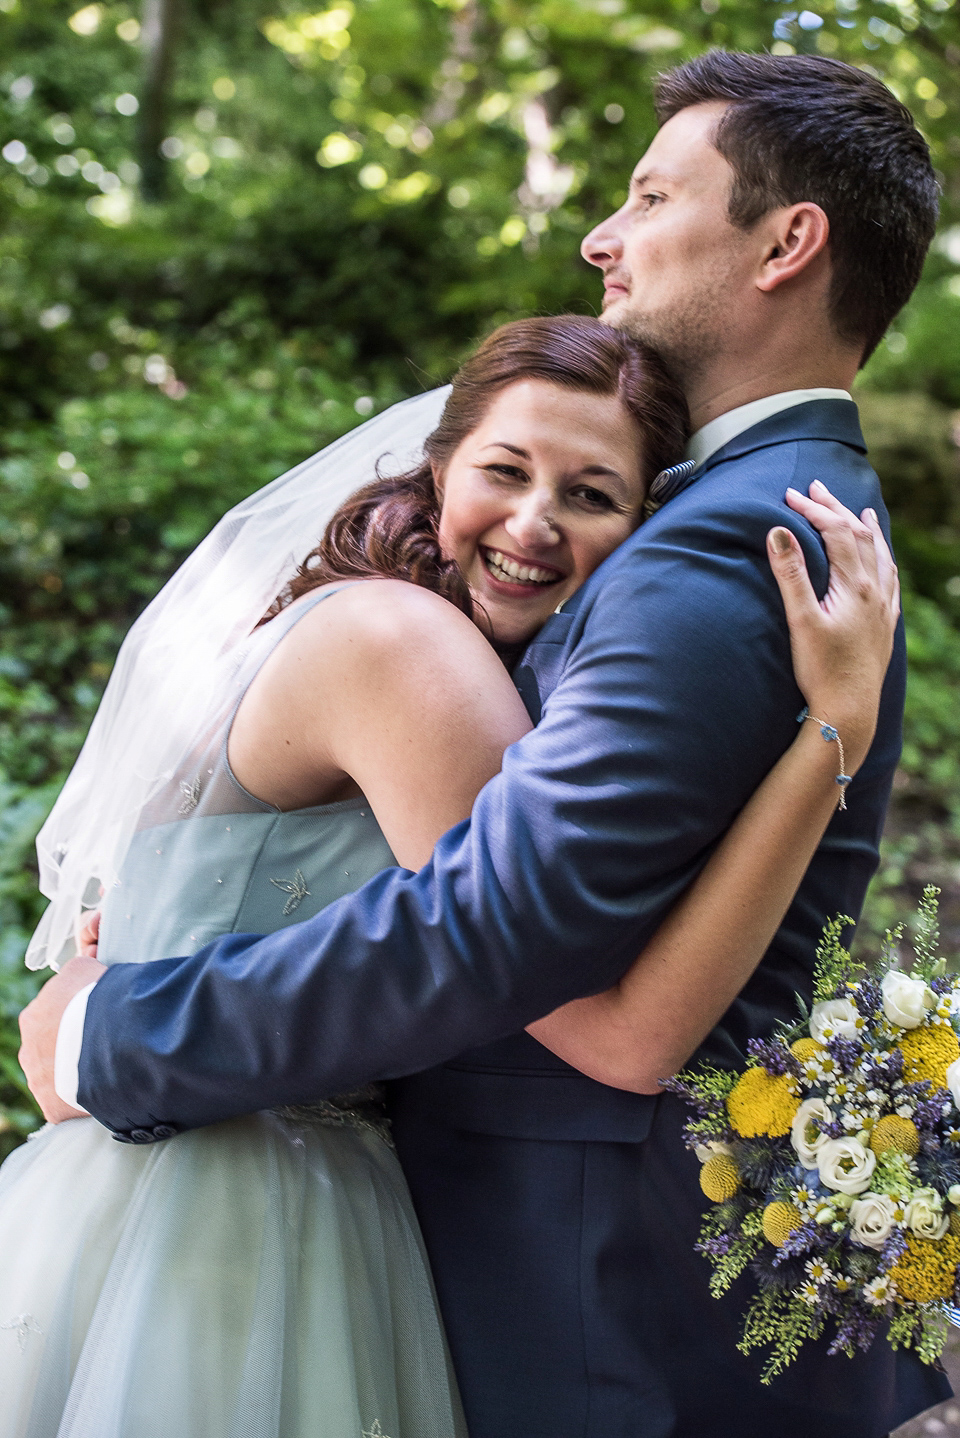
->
[4,316,897,1436]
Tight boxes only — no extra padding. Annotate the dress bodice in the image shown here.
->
[97,586,397,968]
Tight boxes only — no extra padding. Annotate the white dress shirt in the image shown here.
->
[53,385,854,1113]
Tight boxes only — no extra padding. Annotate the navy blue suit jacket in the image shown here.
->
[77,401,948,1434]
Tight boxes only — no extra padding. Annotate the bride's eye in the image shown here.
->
[484,463,528,483]
[572,485,616,511]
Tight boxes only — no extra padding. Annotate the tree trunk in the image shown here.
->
[137,0,180,202]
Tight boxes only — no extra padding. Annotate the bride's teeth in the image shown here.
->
[483,550,557,585]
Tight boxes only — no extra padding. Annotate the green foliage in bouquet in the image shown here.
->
[668,888,960,1384]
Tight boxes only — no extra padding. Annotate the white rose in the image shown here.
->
[809,998,861,1045]
[849,1193,897,1250]
[946,1058,960,1112]
[817,1136,877,1195]
[881,970,932,1030]
[791,1098,834,1170]
[905,1187,949,1240]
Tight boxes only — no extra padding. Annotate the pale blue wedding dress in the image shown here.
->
[0,589,467,1438]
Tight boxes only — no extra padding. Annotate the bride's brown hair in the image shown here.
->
[266,316,689,622]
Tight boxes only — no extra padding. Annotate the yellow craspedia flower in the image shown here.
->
[897,1025,960,1090]
[950,1211,960,1237]
[699,1153,740,1202]
[870,1114,920,1158]
[890,1232,960,1304]
[790,1038,823,1065]
[727,1067,801,1138]
[762,1201,804,1248]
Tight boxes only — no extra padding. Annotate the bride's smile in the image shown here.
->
[435,377,648,646]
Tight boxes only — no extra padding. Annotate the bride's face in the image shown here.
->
[436,378,647,647]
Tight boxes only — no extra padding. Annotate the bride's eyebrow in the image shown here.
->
[482,444,627,485]
[480,442,530,458]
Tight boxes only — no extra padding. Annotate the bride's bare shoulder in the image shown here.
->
[289,578,497,671]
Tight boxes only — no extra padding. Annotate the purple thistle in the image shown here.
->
[746,1037,797,1077]
[852,977,882,1019]
[774,1221,822,1263]
[886,1049,906,1082]
[697,1233,735,1259]
[827,1035,863,1074]
[880,1228,908,1267]
[863,1050,901,1089]
[828,1302,882,1356]
[913,1087,949,1133]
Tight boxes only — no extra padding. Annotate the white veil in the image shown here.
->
[27,386,450,972]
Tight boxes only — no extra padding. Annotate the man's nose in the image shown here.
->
[504,494,560,548]
[581,214,623,268]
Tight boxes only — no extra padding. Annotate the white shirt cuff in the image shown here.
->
[53,982,95,1114]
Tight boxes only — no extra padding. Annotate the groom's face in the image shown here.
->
[582,102,762,379]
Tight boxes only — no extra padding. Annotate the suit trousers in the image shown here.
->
[392,1090,950,1438]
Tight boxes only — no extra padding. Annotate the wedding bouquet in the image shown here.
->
[668,887,960,1383]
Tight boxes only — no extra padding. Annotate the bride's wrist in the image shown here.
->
[798,701,877,778]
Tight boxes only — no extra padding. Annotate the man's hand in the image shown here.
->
[18,954,106,1123]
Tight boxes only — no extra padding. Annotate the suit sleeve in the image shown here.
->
[77,449,888,1134]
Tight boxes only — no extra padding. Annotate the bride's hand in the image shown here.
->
[767,479,900,776]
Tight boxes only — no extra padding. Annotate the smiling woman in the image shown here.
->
[265,316,690,649]
[436,380,648,646]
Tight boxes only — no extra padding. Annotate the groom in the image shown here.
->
[22,52,945,1436]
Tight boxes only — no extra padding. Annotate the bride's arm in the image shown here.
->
[527,482,900,1093]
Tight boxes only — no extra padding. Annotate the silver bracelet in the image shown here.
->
[797,706,852,811]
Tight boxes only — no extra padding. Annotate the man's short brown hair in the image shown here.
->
[656,51,939,363]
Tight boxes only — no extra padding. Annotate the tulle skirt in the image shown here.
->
[0,1112,466,1438]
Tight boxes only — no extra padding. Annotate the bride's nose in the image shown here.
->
[504,491,561,549]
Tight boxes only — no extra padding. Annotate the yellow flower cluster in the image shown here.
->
[762,1201,803,1247]
[728,1067,800,1138]
[891,1232,960,1304]
[897,1025,960,1090]
[870,1114,920,1158]
[790,1038,822,1065]
[700,1154,740,1202]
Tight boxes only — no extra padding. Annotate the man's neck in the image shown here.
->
[684,353,860,433]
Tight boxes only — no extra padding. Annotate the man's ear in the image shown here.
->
[755,202,830,293]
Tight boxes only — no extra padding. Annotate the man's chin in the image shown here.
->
[597,298,626,328]
[599,299,654,345]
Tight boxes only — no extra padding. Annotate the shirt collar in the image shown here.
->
[684,389,853,469]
